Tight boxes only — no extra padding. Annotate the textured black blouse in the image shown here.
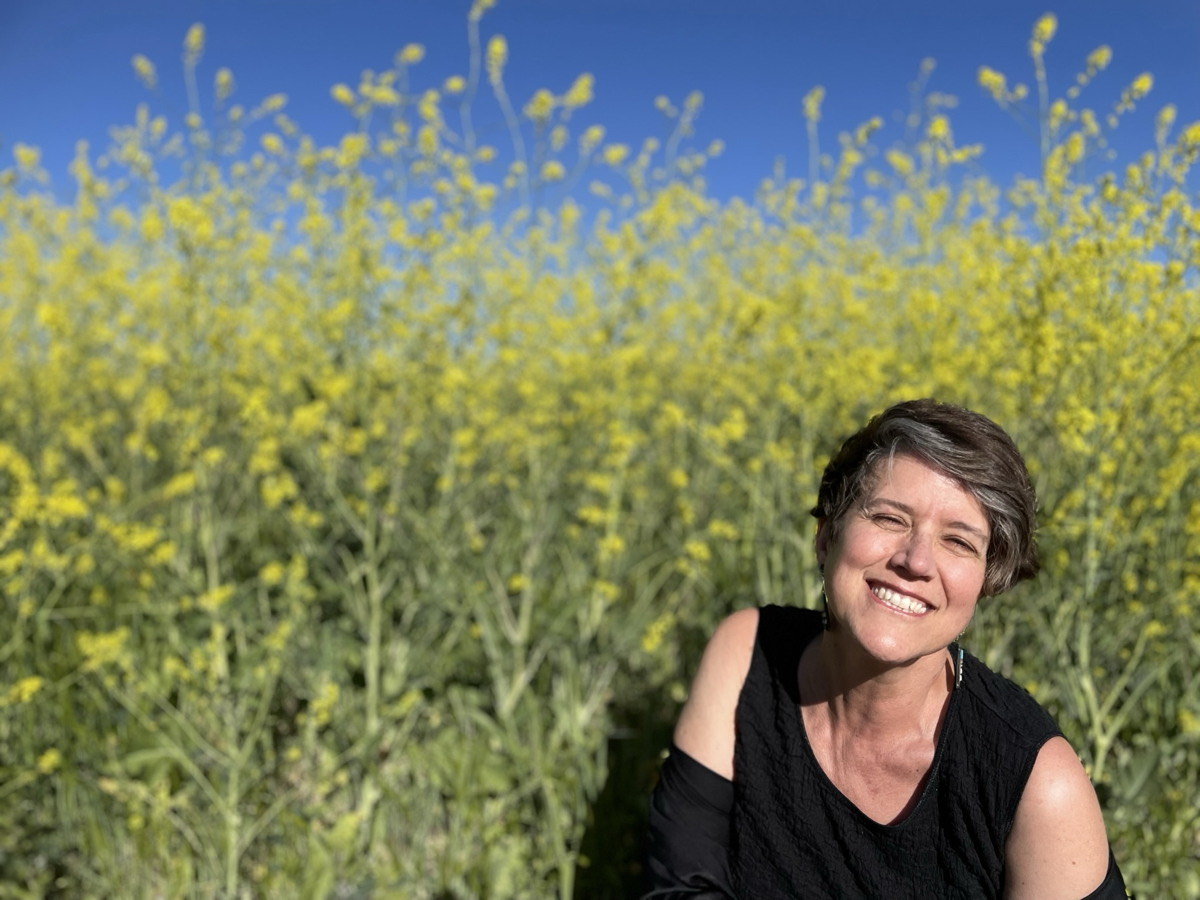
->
[645,604,1128,899]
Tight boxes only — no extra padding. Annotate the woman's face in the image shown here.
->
[816,454,989,667]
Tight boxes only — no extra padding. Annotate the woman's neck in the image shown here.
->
[799,633,955,740]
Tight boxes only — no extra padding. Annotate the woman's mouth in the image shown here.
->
[871,583,930,615]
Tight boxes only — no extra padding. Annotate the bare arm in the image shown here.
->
[1004,736,1113,899]
[672,607,760,780]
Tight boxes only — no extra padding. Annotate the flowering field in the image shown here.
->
[1,7,1198,897]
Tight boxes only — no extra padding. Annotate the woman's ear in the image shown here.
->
[814,518,829,568]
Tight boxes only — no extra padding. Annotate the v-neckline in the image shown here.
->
[788,636,964,829]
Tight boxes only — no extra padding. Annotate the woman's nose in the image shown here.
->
[892,530,933,575]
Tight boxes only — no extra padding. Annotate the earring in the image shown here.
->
[820,582,830,631]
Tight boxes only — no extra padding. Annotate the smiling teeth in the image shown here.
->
[872,585,929,614]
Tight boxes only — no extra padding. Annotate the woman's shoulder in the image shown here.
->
[670,608,761,780]
[672,606,821,778]
[1004,736,1116,898]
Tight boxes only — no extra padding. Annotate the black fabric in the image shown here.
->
[644,744,736,898]
[646,604,1128,899]
[1081,850,1130,900]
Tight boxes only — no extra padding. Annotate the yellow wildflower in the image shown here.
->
[310,681,339,727]
[131,54,157,89]
[77,627,131,672]
[4,676,44,705]
[37,749,63,775]
[641,613,673,654]
[802,86,825,124]
[602,144,629,167]
[398,43,425,65]
[1032,13,1057,45]
[524,88,556,123]
[13,143,41,171]
[486,35,507,85]
[1087,45,1113,72]
[977,66,1006,102]
[563,73,595,110]
[927,115,951,141]
[215,67,234,101]
[183,23,205,63]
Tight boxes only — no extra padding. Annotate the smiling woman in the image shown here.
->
[646,399,1129,899]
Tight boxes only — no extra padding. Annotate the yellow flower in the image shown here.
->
[486,35,507,85]
[1032,13,1057,45]
[580,124,606,153]
[37,749,63,775]
[802,85,825,124]
[927,115,951,141]
[977,66,1006,102]
[131,54,157,90]
[1087,45,1113,72]
[1130,72,1154,100]
[183,23,205,63]
[310,681,339,727]
[540,160,566,182]
[331,83,356,107]
[640,613,673,654]
[215,67,234,101]
[1180,709,1200,736]
[198,584,235,613]
[444,75,466,94]
[13,143,41,171]
[77,628,131,672]
[563,73,594,110]
[398,42,425,66]
[598,534,625,558]
[523,88,556,123]
[602,144,629,167]
[260,561,287,587]
[3,676,44,705]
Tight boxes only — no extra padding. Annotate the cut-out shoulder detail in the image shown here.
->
[672,607,760,780]
[1004,737,1112,899]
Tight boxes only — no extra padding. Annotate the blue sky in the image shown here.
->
[2,0,1198,200]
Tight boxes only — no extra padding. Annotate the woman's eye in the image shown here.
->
[947,537,977,553]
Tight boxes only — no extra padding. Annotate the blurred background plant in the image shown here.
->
[0,6,1197,897]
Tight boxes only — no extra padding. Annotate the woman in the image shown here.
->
[645,399,1127,898]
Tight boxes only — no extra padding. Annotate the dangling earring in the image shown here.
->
[820,582,831,631]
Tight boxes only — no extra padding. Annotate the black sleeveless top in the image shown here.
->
[730,605,1061,899]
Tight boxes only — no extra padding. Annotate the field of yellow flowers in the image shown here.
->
[1,7,1198,897]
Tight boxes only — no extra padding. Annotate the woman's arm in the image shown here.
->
[672,608,760,778]
[643,608,759,898]
[1004,736,1126,899]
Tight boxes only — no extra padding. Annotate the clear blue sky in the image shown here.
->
[2,0,1198,200]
